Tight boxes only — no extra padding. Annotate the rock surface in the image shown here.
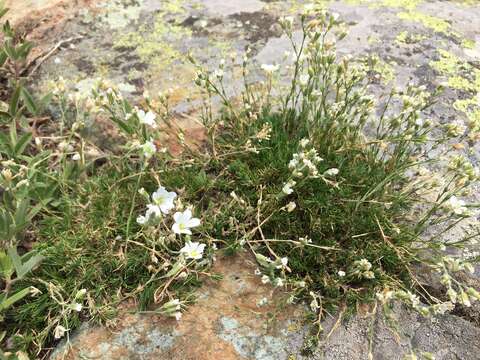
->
[7,0,480,358]
[51,253,480,360]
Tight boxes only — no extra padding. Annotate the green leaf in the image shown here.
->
[0,6,9,19]
[3,39,17,60]
[0,250,13,280]
[16,42,33,59]
[0,50,7,67]
[9,86,20,116]
[17,252,43,279]
[0,287,31,311]
[13,131,32,156]
[7,247,43,279]
[6,247,22,276]
[20,88,37,115]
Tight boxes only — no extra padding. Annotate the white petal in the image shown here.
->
[173,212,182,222]
[182,228,192,235]
[187,217,201,228]
[172,223,181,234]
[183,209,192,220]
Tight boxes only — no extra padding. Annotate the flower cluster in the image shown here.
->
[52,288,88,340]
[159,298,183,321]
[436,256,479,307]
[444,196,470,217]
[137,186,177,225]
[254,253,289,288]
[135,108,157,128]
[136,186,202,242]
[352,258,375,279]
[288,139,323,178]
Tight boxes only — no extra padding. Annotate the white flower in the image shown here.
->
[137,109,157,128]
[299,138,310,148]
[137,204,162,225]
[180,241,206,260]
[257,297,268,306]
[72,153,81,161]
[75,289,87,299]
[286,201,296,212]
[337,270,346,277]
[213,69,224,78]
[174,312,182,321]
[261,275,270,284]
[446,196,469,216]
[152,186,177,214]
[304,3,315,11]
[146,204,162,219]
[54,325,68,339]
[142,139,156,159]
[280,16,294,27]
[282,180,296,195]
[136,215,147,225]
[299,73,309,86]
[280,257,289,268]
[71,302,83,312]
[261,64,279,74]
[446,120,466,136]
[324,168,339,176]
[460,291,471,307]
[172,209,201,235]
[355,258,372,271]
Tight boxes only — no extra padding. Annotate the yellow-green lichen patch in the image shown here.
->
[461,38,476,50]
[345,0,422,11]
[395,30,426,45]
[283,0,332,14]
[358,54,396,85]
[430,49,480,135]
[397,11,451,35]
[114,2,191,71]
[100,1,143,29]
[430,49,465,75]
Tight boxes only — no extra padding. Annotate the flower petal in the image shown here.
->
[187,217,201,228]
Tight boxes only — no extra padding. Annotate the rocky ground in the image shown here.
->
[7,0,480,359]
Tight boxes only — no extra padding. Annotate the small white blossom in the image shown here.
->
[72,153,81,161]
[324,168,339,176]
[337,270,346,277]
[213,69,224,78]
[142,139,156,159]
[445,196,469,216]
[299,138,310,148]
[137,109,157,128]
[54,325,67,339]
[180,241,206,260]
[174,312,182,321]
[152,186,177,214]
[299,73,309,86]
[261,275,270,284]
[257,297,268,306]
[71,302,83,312]
[261,64,279,74]
[282,180,296,195]
[172,209,201,235]
[286,201,296,212]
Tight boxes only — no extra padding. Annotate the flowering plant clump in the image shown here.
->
[1,5,479,359]
[184,9,479,351]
